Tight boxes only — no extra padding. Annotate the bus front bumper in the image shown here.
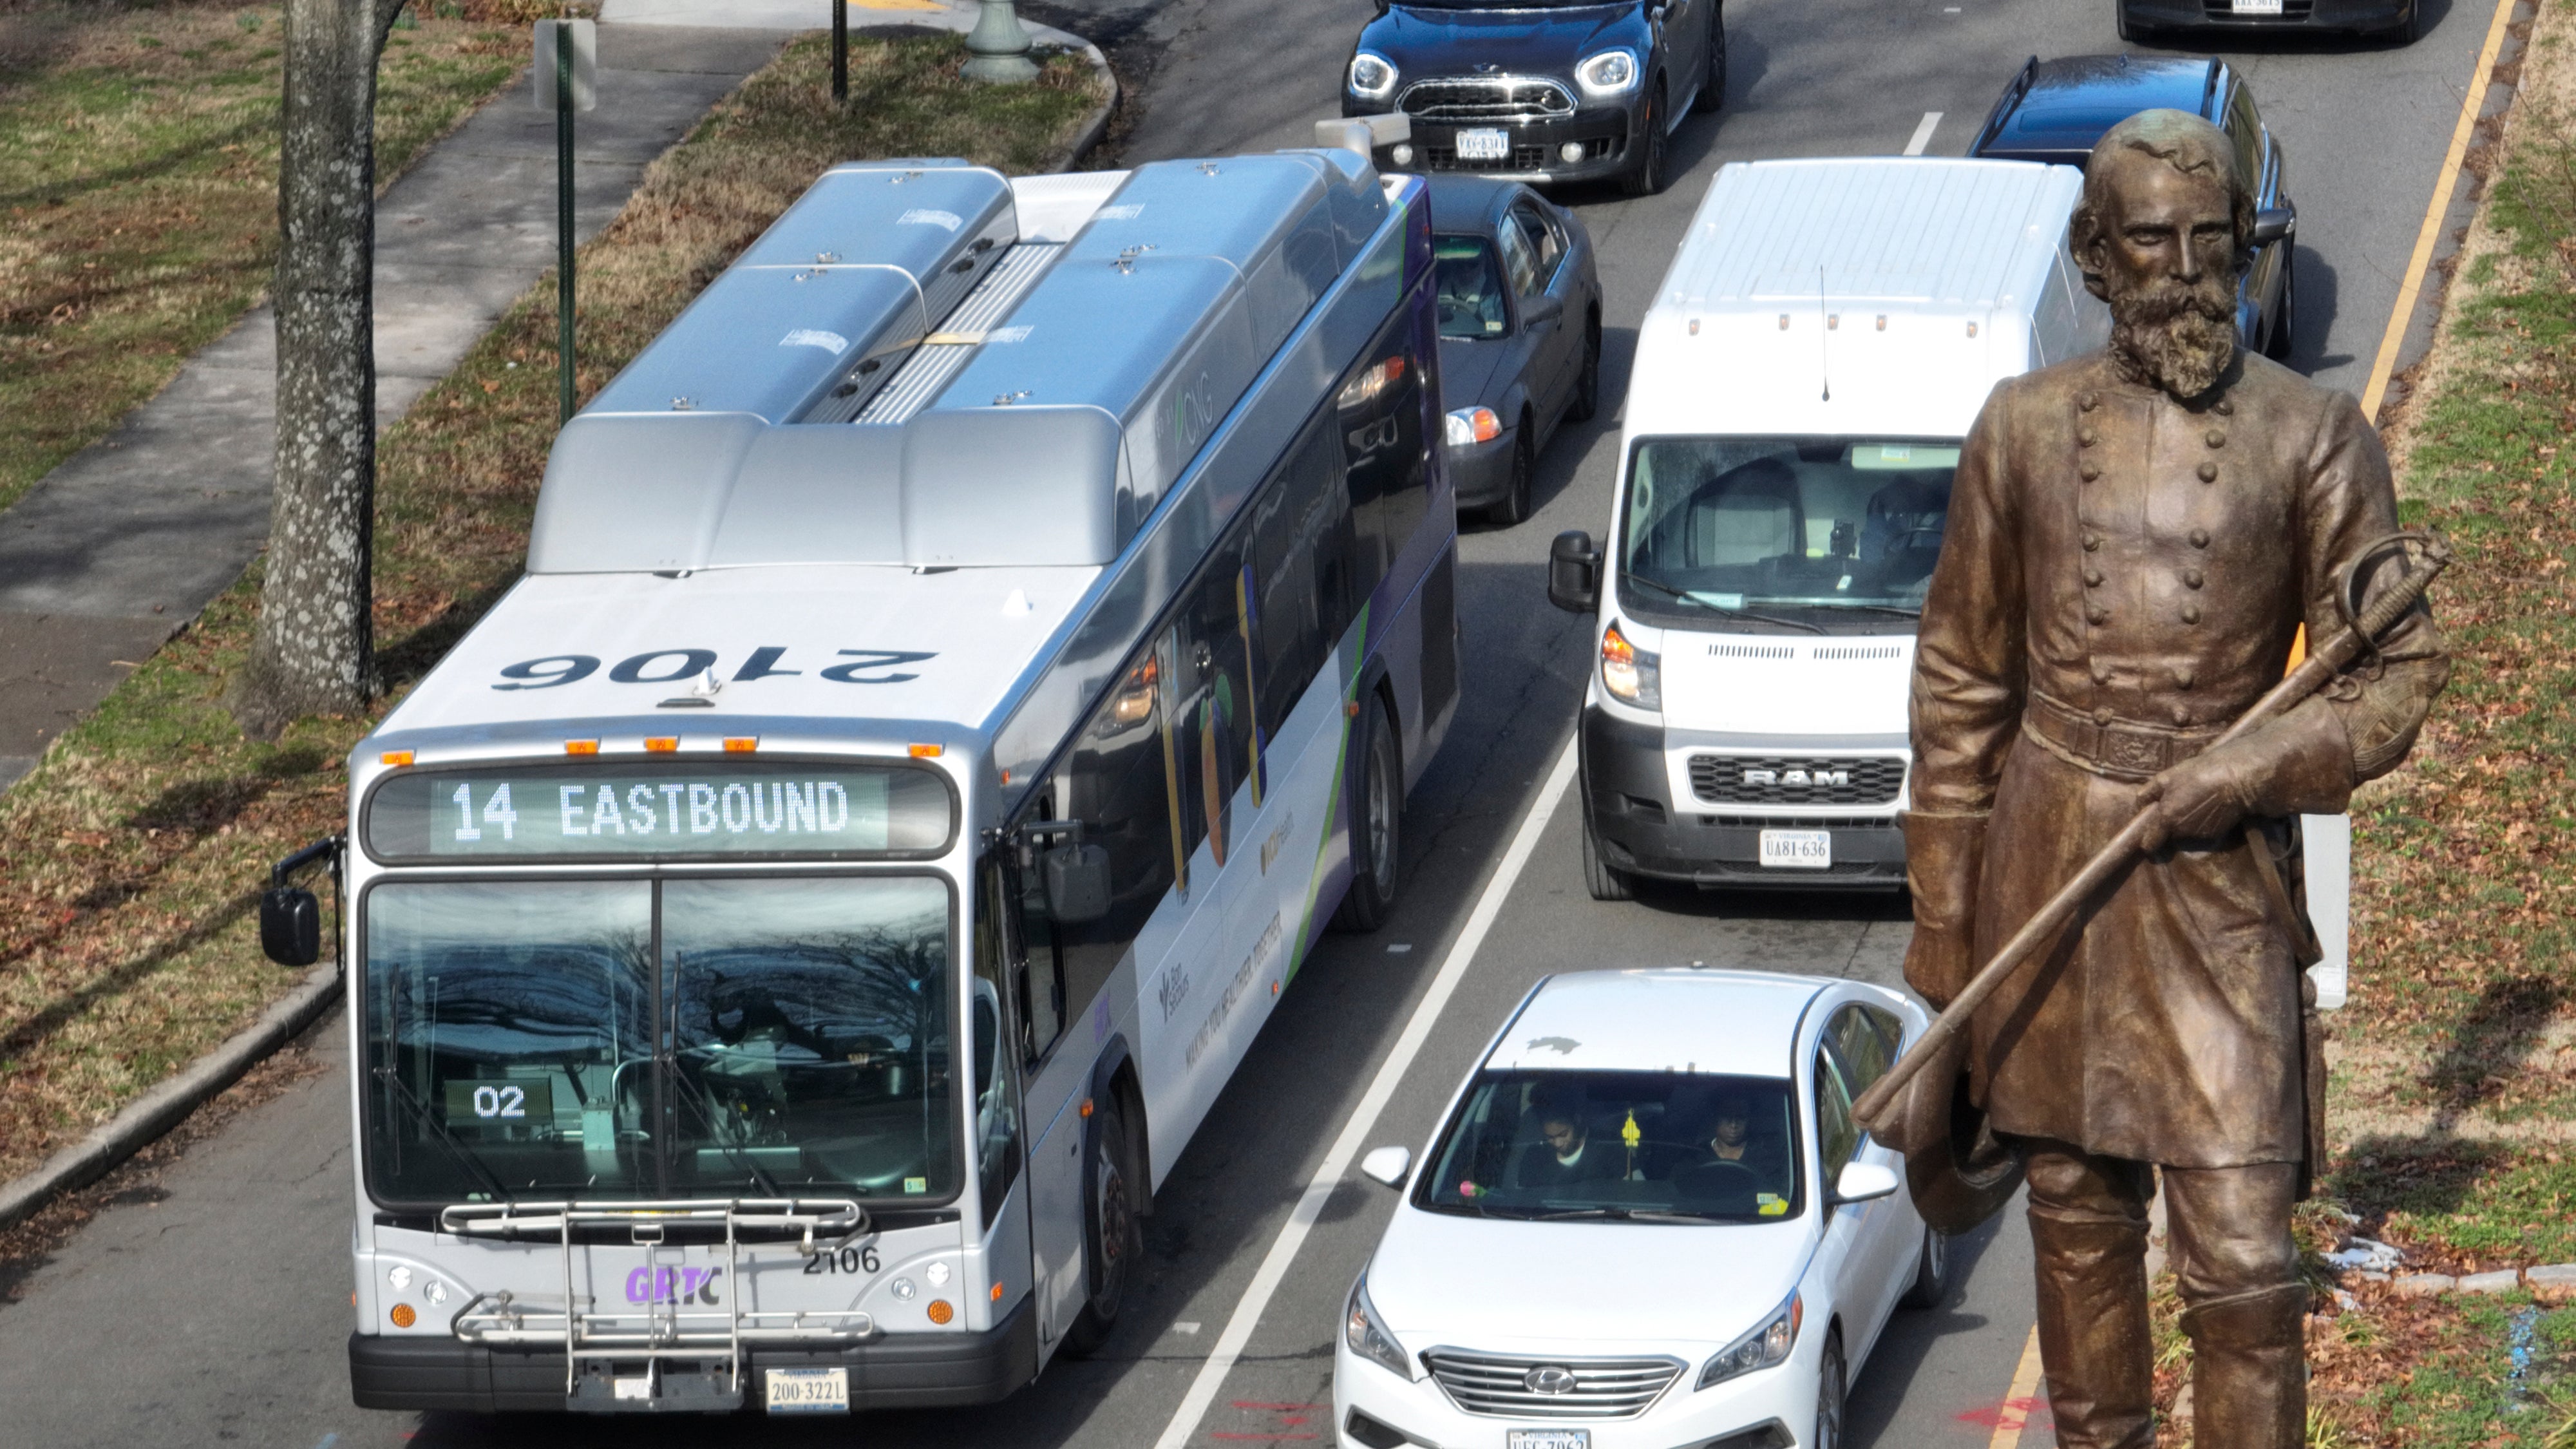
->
[348,1292,1037,1414]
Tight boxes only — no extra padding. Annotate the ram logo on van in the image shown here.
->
[1741,767,1850,788]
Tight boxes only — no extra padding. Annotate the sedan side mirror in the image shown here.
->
[1519,294,1564,330]
[1830,1160,1901,1207]
[1359,1145,1412,1188]
[1547,530,1600,614]
[2250,205,2296,247]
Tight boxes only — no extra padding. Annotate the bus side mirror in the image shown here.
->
[1548,530,1600,613]
[1043,842,1112,923]
[261,887,321,967]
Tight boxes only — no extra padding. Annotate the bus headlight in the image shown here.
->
[1576,50,1640,98]
[1699,1290,1800,1389]
[1600,622,1660,710]
[1349,53,1398,102]
[1345,1274,1414,1379]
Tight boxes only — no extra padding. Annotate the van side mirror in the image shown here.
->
[2250,206,2295,247]
[1830,1160,1900,1207]
[260,887,321,967]
[1548,530,1600,613]
[1359,1144,1412,1188]
[1039,833,1112,923]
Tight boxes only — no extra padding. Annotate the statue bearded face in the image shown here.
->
[2084,145,2242,400]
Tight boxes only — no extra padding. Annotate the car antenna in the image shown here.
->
[1817,264,1832,402]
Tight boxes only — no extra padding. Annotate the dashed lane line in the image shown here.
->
[1904,111,1944,156]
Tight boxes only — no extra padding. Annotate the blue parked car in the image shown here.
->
[1971,54,2300,361]
[1341,0,1725,196]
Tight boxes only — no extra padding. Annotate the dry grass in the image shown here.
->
[0,30,1105,1180]
[0,0,527,513]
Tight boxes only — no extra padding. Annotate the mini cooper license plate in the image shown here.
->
[1759,828,1832,869]
[764,1367,848,1414]
[2232,0,2284,12]
[1456,128,1511,162]
[1507,1431,1591,1449]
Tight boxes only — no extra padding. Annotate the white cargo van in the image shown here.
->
[1542,153,2353,1008]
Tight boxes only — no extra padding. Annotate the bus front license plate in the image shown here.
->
[1759,828,1832,869]
[1508,1432,1590,1449]
[2231,0,2284,12]
[1456,128,1510,162]
[764,1367,849,1414]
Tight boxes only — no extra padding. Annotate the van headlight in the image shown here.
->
[1698,1289,1801,1390]
[1575,50,1640,98]
[1349,53,1399,102]
[1600,621,1661,711]
[1344,1274,1414,1379]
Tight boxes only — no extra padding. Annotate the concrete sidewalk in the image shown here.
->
[0,24,790,790]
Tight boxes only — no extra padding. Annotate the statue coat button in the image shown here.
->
[2172,705,2193,726]
[2083,533,2101,551]
[2087,605,2111,625]
[2081,463,2101,482]
[2182,568,2204,589]
[2079,428,2099,448]
[2084,567,2105,587]
[2093,705,2115,723]
[2205,430,2226,449]
[2189,528,2211,547]
[2198,462,2218,483]
[2181,603,2202,624]
[2079,392,2099,412]
[2177,667,2196,688]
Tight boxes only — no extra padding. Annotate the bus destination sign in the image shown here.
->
[365,761,953,861]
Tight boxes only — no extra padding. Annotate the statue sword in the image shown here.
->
[1851,530,2452,1144]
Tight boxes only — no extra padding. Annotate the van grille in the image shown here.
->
[1399,77,1577,122]
[1420,1349,1683,1420]
[1690,754,1907,806]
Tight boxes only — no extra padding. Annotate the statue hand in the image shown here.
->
[2139,741,2262,852]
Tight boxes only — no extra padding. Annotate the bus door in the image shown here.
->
[992,829,1091,1347]
[971,857,1035,1326]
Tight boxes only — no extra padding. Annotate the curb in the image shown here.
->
[1053,41,1119,172]
[2378,1262,2576,1301]
[0,960,342,1233]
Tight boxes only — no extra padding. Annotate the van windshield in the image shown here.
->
[1620,437,1956,627]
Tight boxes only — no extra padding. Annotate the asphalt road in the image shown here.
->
[0,0,2509,1443]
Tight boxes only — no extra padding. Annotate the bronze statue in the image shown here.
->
[1903,109,2449,1448]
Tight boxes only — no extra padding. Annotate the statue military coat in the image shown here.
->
[1903,349,2447,1170]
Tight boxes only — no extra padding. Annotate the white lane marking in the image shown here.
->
[1904,111,1944,156]
[1148,734,1582,1449]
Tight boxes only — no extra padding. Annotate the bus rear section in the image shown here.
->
[316,139,1457,1416]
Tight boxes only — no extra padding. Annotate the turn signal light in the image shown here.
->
[909,743,943,759]
[379,750,415,767]
[723,737,758,753]
[645,737,679,753]
[564,739,598,755]
[389,1303,417,1329]
[990,1283,1005,1302]
[927,1299,955,1325]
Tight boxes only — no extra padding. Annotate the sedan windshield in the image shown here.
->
[1434,235,1508,339]
[1622,436,1956,623]
[362,875,954,1207]
[1414,1070,1801,1222]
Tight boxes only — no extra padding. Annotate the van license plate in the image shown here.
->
[1508,1432,1589,1449]
[2231,0,2283,12]
[1456,128,1510,162]
[764,1367,849,1414]
[1759,828,1832,869]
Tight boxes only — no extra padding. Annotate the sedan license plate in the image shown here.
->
[1759,828,1832,869]
[2231,0,2284,12]
[1455,128,1511,162]
[1508,1432,1591,1449]
[764,1367,849,1415]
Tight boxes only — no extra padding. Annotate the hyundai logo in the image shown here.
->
[1524,1365,1578,1395]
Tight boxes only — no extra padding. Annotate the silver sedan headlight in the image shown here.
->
[1349,53,1399,103]
[1698,1289,1801,1390]
[1344,1273,1415,1379]
[1575,49,1640,98]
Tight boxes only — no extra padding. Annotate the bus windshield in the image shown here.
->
[361,875,956,1208]
[1622,437,1957,625]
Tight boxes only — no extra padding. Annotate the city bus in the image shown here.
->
[264,137,1459,1416]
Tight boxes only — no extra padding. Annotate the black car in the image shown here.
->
[1426,175,1602,524]
[1343,0,1725,195]
[2115,0,2414,44]
[1971,54,2300,361]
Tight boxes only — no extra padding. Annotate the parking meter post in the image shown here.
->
[961,0,1040,83]
[833,0,848,101]
[555,24,576,425]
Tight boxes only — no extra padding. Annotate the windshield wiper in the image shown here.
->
[1622,575,1826,634]
[372,1066,517,1206]
[666,1055,784,1198]
[1819,602,1923,619]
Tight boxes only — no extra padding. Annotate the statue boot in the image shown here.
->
[2176,1283,2306,1449]
[2025,1186,2154,1449]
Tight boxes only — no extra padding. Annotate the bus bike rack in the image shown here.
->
[439,1198,871,1410]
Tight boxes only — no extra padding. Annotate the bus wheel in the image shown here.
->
[1062,1094,1140,1356]
[1333,695,1402,932]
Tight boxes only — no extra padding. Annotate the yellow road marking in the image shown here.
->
[851,0,947,10]
[2358,0,2521,422]
[1987,1325,2046,1449]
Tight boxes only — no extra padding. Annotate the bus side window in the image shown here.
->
[1007,833,1066,1063]
[1338,310,1431,603]
[1177,536,1257,864]
[1049,649,1178,1039]
[1251,413,1355,739]
[971,859,1024,1227]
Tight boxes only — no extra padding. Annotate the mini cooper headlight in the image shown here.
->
[1576,49,1640,97]
[1698,1289,1801,1390]
[1349,53,1399,102]
[1344,1273,1414,1379]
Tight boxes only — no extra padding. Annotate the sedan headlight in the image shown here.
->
[1444,406,1501,448]
[1344,1274,1414,1379]
[1698,1289,1801,1390]
[1575,49,1640,97]
[1600,621,1660,711]
[1349,53,1398,102]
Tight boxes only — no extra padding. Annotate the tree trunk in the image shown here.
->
[236,0,400,738]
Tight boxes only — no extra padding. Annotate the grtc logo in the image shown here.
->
[627,1265,723,1307]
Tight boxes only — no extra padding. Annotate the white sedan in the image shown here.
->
[1335,969,1946,1449]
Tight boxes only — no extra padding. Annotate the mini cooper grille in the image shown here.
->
[1420,1350,1685,1420]
[1690,755,1908,806]
[1399,77,1577,122]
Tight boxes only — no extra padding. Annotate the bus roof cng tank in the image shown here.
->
[528,149,1389,577]
[585,162,1018,426]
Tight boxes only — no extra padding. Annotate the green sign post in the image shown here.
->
[534,19,598,424]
